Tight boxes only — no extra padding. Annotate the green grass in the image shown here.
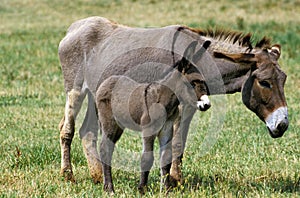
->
[0,0,299,197]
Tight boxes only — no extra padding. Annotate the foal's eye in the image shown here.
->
[259,80,272,89]
[191,80,201,88]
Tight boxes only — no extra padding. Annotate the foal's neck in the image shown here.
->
[155,71,184,100]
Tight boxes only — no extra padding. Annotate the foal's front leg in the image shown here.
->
[170,105,196,184]
[138,134,156,194]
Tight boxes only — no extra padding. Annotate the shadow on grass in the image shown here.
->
[186,173,300,195]
[256,176,300,194]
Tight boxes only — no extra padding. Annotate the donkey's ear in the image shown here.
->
[270,44,281,60]
[214,51,256,63]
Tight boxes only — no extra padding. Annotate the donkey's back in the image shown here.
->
[58,16,197,94]
[58,16,120,92]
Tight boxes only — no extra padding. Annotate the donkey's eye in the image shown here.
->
[259,80,272,89]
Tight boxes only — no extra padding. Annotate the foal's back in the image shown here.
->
[97,74,179,128]
[97,75,169,130]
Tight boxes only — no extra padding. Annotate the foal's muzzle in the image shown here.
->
[197,95,211,111]
[265,106,289,138]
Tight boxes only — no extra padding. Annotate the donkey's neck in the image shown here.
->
[201,38,254,95]
[199,52,252,95]
[215,59,251,94]
[186,27,271,95]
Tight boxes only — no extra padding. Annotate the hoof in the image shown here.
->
[90,167,103,184]
[82,132,103,184]
[138,184,147,195]
[170,164,183,185]
[61,169,76,183]
[169,175,182,187]
[92,177,102,184]
[161,174,177,191]
[104,183,115,195]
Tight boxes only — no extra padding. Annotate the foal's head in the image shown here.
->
[173,40,211,111]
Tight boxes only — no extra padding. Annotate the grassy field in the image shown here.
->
[0,0,299,197]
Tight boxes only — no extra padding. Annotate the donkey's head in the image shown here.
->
[215,45,288,138]
[175,40,211,111]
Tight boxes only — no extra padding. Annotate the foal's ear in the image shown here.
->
[178,41,198,72]
[179,40,211,73]
[214,51,256,63]
[192,40,211,63]
[183,41,198,61]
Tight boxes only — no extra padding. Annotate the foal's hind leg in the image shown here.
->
[99,119,124,193]
[138,134,156,194]
[79,91,102,183]
[158,120,174,190]
[59,89,86,182]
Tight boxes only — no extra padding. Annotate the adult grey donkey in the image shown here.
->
[58,17,288,185]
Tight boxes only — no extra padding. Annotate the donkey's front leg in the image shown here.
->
[170,105,196,185]
[59,89,86,182]
[79,92,102,183]
[138,135,156,194]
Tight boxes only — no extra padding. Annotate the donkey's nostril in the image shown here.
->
[277,121,288,133]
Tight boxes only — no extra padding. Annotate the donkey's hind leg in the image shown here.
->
[79,91,102,183]
[59,88,86,182]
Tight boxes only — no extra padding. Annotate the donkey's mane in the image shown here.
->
[187,27,272,51]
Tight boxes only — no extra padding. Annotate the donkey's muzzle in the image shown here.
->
[265,106,289,138]
[267,119,289,138]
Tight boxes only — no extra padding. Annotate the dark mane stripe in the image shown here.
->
[185,26,271,50]
[255,36,271,48]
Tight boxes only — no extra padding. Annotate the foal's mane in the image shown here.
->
[187,27,272,51]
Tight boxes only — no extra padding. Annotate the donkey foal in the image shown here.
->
[96,63,210,193]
